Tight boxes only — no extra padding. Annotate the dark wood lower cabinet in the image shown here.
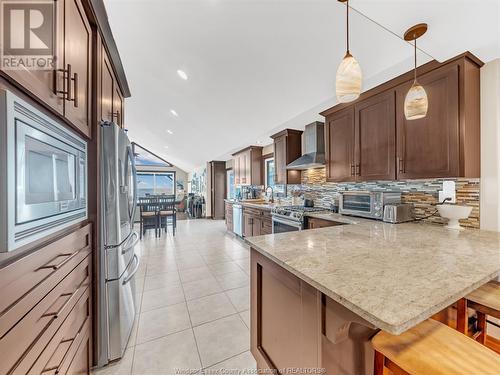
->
[243,207,272,237]
[225,202,233,231]
[306,217,343,230]
[251,249,378,374]
[0,224,93,375]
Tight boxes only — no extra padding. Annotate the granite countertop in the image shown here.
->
[225,199,277,211]
[245,220,500,335]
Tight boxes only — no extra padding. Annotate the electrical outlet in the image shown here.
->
[438,181,456,203]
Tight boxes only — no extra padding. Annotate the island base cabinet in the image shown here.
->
[251,248,378,375]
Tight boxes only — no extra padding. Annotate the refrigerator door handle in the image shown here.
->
[127,145,138,228]
[121,231,139,255]
[122,254,139,285]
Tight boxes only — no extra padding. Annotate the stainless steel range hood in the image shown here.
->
[287,121,325,170]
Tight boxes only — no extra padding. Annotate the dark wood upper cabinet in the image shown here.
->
[100,48,114,123]
[271,129,303,185]
[64,0,92,137]
[0,1,65,115]
[322,53,481,181]
[232,146,263,186]
[396,64,460,179]
[113,85,124,127]
[325,107,355,182]
[354,90,396,181]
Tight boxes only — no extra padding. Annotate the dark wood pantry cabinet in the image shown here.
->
[271,129,303,185]
[322,52,482,181]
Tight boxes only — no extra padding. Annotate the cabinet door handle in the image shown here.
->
[66,64,72,103]
[71,71,78,108]
[350,164,355,176]
[355,164,360,176]
[110,111,120,123]
[398,158,405,174]
[54,67,69,99]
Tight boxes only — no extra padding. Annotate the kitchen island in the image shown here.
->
[245,220,500,374]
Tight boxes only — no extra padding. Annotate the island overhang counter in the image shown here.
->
[245,220,500,374]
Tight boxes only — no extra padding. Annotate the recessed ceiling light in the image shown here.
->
[164,145,169,149]
[177,69,188,80]
[256,140,262,144]
[167,129,174,134]
[170,109,178,117]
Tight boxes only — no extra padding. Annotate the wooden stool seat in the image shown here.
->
[372,319,500,375]
[466,281,500,319]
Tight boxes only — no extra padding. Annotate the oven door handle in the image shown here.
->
[272,216,302,229]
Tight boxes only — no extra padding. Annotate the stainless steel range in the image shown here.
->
[272,206,329,233]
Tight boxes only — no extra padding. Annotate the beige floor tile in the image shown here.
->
[215,270,249,291]
[143,272,181,292]
[132,329,202,375]
[225,286,250,312]
[179,266,213,283]
[234,258,250,275]
[177,258,206,270]
[239,310,250,329]
[208,261,242,276]
[202,254,233,265]
[141,285,185,312]
[146,261,178,276]
[137,302,191,344]
[205,351,256,373]
[94,347,133,375]
[187,293,237,326]
[182,276,222,301]
[193,314,250,368]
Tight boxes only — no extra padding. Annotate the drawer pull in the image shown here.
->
[41,279,88,319]
[37,250,81,271]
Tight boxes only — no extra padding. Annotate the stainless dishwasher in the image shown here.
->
[233,204,243,237]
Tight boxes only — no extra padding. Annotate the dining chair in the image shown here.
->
[157,195,176,236]
[138,196,159,238]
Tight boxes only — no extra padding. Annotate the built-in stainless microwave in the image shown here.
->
[339,191,401,220]
[0,90,87,252]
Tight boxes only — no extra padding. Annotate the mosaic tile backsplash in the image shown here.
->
[283,167,480,229]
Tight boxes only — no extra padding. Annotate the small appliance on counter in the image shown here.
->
[383,203,415,223]
[339,191,401,220]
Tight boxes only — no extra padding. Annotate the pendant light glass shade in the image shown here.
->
[404,80,428,120]
[336,52,362,103]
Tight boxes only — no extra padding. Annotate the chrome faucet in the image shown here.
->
[266,186,274,203]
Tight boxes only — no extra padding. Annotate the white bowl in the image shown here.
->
[436,204,472,230]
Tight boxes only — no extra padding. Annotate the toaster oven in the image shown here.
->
[339,191,401,220]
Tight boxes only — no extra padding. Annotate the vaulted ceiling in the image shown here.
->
[104,0,500,172]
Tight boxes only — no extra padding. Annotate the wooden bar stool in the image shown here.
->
[457,280,500,344]
[372,319,500,375]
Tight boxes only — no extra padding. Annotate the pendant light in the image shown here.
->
[336,0,362,103]
[404,23,428,120]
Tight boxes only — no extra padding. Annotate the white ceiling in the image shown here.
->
[104,0,500,172]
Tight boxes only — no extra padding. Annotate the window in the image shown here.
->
[137,172,175,197]
[264,158,275,187]
[227,169,235,199]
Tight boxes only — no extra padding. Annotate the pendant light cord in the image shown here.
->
[346,5,436,62]
[414,38,417,81]
[346,0,350,54]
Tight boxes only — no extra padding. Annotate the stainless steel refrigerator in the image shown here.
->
[98,121,140,366]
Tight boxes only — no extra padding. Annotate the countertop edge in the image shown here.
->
[246,236,500,335]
